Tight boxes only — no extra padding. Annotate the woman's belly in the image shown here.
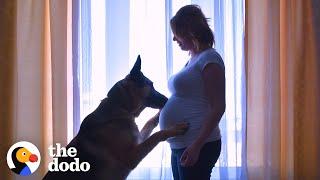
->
[159,95,219,148]
[160,96,209,129]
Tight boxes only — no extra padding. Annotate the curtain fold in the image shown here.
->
[15,0,48,178]
[49,0,72,145]
[246,0,320,179]
[0,0,16,180]
[0,0,72,179]
[288,0,320,178]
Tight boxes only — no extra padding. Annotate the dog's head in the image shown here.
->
[107,55,168,116]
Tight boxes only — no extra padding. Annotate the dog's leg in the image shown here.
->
[124,122,188,169]
[140,111,160,141]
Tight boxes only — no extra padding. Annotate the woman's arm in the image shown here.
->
[180,63,226,166]
[194,63,225,146]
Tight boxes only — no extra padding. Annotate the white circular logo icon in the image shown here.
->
[7,141,41,176]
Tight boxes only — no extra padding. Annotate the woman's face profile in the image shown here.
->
[172,32,194,52]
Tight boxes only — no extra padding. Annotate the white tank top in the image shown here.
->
[159,48,225,149]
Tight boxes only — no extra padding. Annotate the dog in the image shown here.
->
[43,56,189,180]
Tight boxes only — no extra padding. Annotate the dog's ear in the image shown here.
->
[130,55,141,76]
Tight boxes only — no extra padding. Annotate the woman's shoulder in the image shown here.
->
[197,48,224,70]
[199,48,222,60]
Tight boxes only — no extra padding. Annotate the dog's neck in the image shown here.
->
[93,98,137,121]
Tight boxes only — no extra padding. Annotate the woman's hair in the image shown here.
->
[170,4,214,51]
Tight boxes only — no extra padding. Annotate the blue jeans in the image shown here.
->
[171,140,221,180]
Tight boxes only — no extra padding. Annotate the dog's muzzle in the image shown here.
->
[144,90,168,109]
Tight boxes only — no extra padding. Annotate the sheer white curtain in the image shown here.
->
[73,0,246,179]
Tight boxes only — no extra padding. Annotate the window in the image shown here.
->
[73,0,246,179]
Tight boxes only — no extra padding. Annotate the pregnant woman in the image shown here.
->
[159,5,226,180]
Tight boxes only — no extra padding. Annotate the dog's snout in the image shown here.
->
[145,90,168,109]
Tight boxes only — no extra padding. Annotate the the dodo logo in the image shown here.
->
[7,141,41,176]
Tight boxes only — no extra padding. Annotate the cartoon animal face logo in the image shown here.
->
[7,141,41,176]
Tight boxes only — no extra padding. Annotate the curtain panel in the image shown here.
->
[0,0,72,179]
[0,0,17,179]
[246,0,320,179]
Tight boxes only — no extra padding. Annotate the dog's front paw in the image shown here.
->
[148,111,160,127]
[163,122,189,139]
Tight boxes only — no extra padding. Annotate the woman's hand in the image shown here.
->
[180,142,202,167]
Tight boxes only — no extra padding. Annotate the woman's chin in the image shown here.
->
[180,47,187,51]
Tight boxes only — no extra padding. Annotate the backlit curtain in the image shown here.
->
[245,0,320,179]
[0,0,72,179]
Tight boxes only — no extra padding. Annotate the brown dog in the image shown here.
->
[43,56,188,180]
